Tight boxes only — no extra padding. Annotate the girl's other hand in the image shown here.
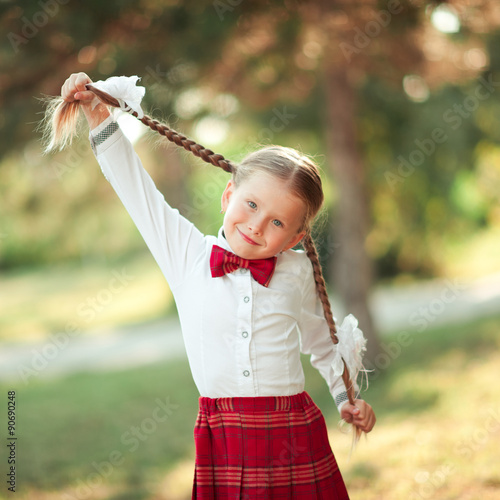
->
[340,399,376,433]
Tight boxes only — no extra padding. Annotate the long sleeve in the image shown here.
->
[297,262,352,413]
[89,116,206,290]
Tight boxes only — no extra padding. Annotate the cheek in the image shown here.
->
[227,201,246,220]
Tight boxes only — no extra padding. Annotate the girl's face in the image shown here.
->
[221,171,307,260]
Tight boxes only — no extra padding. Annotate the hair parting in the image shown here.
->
[41,81,364,441]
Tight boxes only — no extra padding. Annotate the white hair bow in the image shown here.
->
[331,314,367,384]
[90,75,146,118]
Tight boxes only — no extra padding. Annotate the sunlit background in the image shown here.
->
[0,1,499,499]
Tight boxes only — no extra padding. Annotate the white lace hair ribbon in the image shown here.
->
[331,314,367,384]
[91,75,146,118]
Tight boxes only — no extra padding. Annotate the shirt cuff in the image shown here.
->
[89,116,120,155]
[332,385,360,414]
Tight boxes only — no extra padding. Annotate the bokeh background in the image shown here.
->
[1,1,500,499]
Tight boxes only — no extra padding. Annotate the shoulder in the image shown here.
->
[276,248,314,281]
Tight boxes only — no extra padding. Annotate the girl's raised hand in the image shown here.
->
[61,72,95,106]
[61,72,110,129]
[340,399,376,433]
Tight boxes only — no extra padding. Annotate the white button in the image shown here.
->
[241,268,248,274]
[244,296,250,303]
[242,331,248,338]
[243,370,250,377]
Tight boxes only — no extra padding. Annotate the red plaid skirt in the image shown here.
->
[192,391,349,499]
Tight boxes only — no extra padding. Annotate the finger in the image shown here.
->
[354,411,376,433]
[73,90,96,102]
[341,403,360,418]
[61,78,75,101]
[61,73,92,101]
[75,72,92,92]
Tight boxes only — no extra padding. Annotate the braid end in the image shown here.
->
[40,97,81,153]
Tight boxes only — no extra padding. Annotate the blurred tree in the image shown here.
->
[199,0,500,361]
[1,0,500,362]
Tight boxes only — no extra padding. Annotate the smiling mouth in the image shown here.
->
[237,228,260,246]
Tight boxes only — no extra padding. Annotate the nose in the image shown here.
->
[248,215,264,235]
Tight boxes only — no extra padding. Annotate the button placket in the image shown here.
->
[235,276,253,393]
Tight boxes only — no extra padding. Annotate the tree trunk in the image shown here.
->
[323,64,381,364]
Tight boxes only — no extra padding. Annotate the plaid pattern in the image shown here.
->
[210,244,277,288]
[192,391,349,499]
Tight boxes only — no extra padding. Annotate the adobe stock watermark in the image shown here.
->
[143,61,197,90]
[409,463,456,500]
[51,139,89,179]
[386,74,500,191]
[244,107,297,148]
[213,0,243,21]
[411,405,500,499]
[141,63,194,98]
[454,406,500,459]
[363,330,414,380]
[340,0,404,62]
[16,267,135,383]
[364,278,467,379]
[61,396,179,500]
[242,438,308,499]
[408,278,468,332]
[7,0,69,53]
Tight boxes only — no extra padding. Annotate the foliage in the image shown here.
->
[0,1,499,278]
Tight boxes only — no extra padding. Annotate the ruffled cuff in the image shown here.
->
[330,314,367,413]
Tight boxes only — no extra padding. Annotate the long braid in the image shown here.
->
[302,232,362,440]
[86,84,235,174]
[43,84,235,174]
[43,81,364,440]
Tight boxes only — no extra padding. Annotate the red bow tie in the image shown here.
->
[210,245,277,287]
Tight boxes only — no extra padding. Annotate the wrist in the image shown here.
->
[82,102,111,129]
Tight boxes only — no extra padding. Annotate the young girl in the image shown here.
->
[51,72,375,499]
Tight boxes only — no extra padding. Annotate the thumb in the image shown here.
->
[340,403,360,422]
[74,90,97,102]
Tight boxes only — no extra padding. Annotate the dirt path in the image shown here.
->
[1,272,499,384]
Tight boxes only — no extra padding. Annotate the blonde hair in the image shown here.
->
[42,82,362,440]
[235,146,323,232]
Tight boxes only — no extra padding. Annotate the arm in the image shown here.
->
[298,260,375,432]
[61,73,206,289]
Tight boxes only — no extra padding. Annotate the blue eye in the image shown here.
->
[248,201,257,209]
[272,220,283,227]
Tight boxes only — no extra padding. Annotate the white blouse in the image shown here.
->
[89,116,349,412]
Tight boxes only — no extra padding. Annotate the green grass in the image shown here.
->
[0,314,499,499]
[0,253,174,342]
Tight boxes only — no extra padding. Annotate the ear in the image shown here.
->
[281,230,306,253]
[221,179,235,212]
